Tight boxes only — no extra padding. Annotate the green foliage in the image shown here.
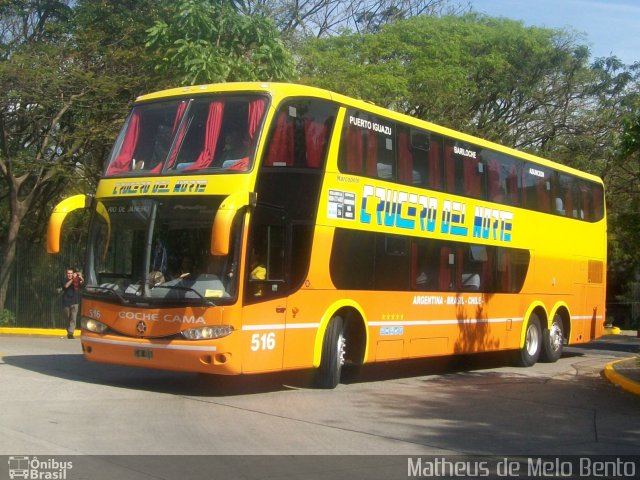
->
[0,308,16,326]
[145,0,295,85]
[298,13,611,157]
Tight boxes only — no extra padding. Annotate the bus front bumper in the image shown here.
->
[80,333,240,375]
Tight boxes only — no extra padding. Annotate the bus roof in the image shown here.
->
[135,82,604,185]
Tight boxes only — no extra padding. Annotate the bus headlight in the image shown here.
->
[182,325,233,340]
[81,317,108,334]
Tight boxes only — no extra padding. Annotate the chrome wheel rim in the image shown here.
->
[549,322,563,351]
[337,333,346,367]
[525,323,540,356]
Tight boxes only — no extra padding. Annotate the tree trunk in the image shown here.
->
[0,187,30,313]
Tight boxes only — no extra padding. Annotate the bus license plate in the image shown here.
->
[134,349,153,360]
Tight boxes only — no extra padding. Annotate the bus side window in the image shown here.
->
[523,163,551,213]
[555,173,574,217]
[496,248,530,293]
[444,139,484,197]
[592,182,604,221]
[264,100,337,169]
[338,110,394,181]
[397,128,417,185]
[461,245,489,292]
[438,245,455,291]
[412,239,439,291]
[584,180,605,222]
[485,154,521,206]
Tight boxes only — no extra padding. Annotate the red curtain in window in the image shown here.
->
[152,101,188,173]
[507,165,519,205]
[536,178,549,212]
[428,140,442,189]
[499,251,511,292]
[438,247,452,291]
[487,159,501,202]
[248,99,265,140]
[463,158,481,197]
[345,125,363,173]
[563,187,573,218]
[304,119,327,168]
[410,241,418,290]
[593,186,603,219]
[482,249,494,292]
[106,111,141,175]
[444,143,455,191]
[365,130,378,176]
[264,110,294,166]
[398,132,413,184]
[228,99,266,172]
[580,185,590,220]
[184,101,224,172]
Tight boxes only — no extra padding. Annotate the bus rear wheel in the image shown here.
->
[316,315,346,389]
[540,314,564,363]
[515,314,542,367]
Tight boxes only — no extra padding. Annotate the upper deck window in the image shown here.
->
[338,109,395,180]
[262,98,338,169]
[104,96,267,176]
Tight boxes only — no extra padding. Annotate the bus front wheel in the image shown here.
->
[515,314,542,367]
[316,315,346,389]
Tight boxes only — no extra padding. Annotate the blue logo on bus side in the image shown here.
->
[359,185,513,242]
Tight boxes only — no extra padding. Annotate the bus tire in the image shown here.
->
[515,314,542,367]
[540,314,564,363]
[316,315,346,389]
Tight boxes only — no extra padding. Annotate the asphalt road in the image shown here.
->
[1,333,639,479]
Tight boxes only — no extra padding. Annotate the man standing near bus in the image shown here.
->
[61,267,83,339]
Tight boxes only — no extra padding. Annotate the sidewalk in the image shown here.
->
[604,356,640,396]
[601,329,640,396]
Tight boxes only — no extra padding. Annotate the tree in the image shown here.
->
[605,71,640,302]
[1,0,300,314]
[145,0,295,86]
[298,14,631,165]
[71,0,171,178]
[242,0,466,40]
[0,0,168,312]
[0,1,80,311]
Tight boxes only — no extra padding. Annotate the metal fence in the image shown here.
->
[2,242,84,328]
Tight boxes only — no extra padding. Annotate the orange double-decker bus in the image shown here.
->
[48,82,606,388]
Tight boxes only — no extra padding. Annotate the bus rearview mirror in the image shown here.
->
[47,194,94,254]
[211,191,256,256]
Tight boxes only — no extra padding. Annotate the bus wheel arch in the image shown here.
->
[314,303,368,388]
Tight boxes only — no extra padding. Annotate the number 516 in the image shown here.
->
[250,332,276,351]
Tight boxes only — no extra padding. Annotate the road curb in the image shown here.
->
[603,358,640,396]
[0,327,81,337]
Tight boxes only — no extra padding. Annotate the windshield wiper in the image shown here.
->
[152,285,216,307]
[85,284,129,304]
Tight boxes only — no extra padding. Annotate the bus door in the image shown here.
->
[241,205,288,373]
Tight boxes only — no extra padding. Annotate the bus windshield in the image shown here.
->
[104,95,268,176]
[85,197,241,305]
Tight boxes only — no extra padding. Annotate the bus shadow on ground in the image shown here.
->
[7,335,633,397]
[2,352,316,396]
[1,349,545,397]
